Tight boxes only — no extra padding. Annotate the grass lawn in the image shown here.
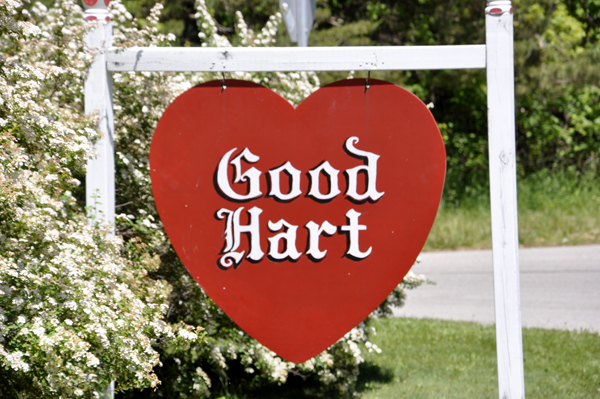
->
[424,171,600,250]
[358,318,600,399]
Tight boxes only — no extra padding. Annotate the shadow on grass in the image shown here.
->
[118,361,396,399]
[227,373,342,399]
[226,362,395,399]
[355,361,395,393]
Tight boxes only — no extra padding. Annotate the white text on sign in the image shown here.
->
[215,137,384,268]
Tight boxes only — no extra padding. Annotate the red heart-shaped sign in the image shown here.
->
[150,79,445,363]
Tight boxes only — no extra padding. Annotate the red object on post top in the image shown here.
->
[83,0,110,6]
[150,79,446,363]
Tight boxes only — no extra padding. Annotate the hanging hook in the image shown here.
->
[221,72,227,90]
[365,71,371,90]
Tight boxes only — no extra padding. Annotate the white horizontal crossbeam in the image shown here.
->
[106,45,486,72]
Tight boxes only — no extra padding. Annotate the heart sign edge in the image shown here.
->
[149,78,447,363]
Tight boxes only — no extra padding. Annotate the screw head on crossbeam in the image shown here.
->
[82,0,110,21]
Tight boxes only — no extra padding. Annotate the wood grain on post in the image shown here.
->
[485,1,526,398]
[105,45,486,72]
[83,0,114,234]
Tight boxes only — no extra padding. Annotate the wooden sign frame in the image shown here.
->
[83,1,524,398]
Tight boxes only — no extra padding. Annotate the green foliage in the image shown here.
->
[515,0,600,176]
[563,0,600,45]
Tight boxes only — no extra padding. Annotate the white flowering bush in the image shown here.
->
[0,1,201,397]
[1,0,425,397]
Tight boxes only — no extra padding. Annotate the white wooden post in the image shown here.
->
[296,0,310,47]
[485,1,525,398]
[280,0,316,47]
[84,1,115,235]
[83,2,115,399]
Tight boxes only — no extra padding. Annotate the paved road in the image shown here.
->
[393,245,600,332]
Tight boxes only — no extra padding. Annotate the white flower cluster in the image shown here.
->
[194,0,231,48]
[0,1,201,397]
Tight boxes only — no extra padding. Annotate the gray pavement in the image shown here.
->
[393,245,600,332]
